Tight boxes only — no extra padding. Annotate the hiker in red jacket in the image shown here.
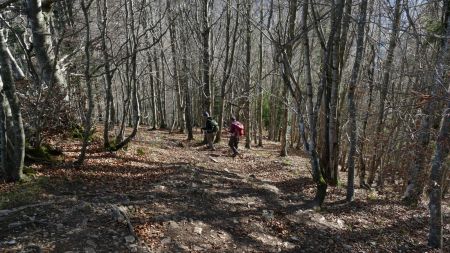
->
[229,116,244,157]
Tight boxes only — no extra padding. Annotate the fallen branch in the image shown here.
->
[110,204,136,237]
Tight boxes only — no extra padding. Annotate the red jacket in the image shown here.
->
[229,121,243,136]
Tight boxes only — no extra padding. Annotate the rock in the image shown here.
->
[124,235,135,243]
[239,217,250,224]
[168,221,180,230]
[193,246,204,251]
[84,247,95,253]
[56,223,64,231]
[261,184,280,194]
[161,237,171,245]
[290,236,300,241]
[128,244,138,252]
[0,210,11,216]
[8,222,23,228]
[6,239,17,245]
[337,219,345,228]
[194,227,203,235]
[86,239,97,248]
[262,210,274,220]
[343,244,352,250]
[282,241,296,249]
[370,241,377,246]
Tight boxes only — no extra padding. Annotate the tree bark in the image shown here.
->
[403,0,450,205]
[76,0,95,165]
[244,0,251,149]
[368,0,402,185]
[26,0,66,89]
[0,28,25,181]
[346,0,368,202]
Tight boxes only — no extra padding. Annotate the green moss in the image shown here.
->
[26,145,52,162]
[71,124,95,141]
[23,166,36,176]
[318,175,326,185]
[136,148,145,156]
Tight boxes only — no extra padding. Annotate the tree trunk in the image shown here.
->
[244,0,252,149]
[328,0,345,186]
[358,44,375,189]
[168,1,185,133]
[428,99,450,249]
[201,0,211,114]
[368,0,402,185]
[110,0,140,151]
[26,0,66,88]
[346,0,368,202]
[97,0,114,149]
[0,29,25,181]
[403,0,450,205]
[257,0,264,147]
[216,0,239,143]
[76,0,95,165]
[180,22,193,140]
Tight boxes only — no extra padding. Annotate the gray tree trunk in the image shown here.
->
[76,0,95,165]
[216,0,239,143]
[244,0,252,149]
[168,1,185,133]
[428,98,450,249]
[97,0,115,149]
[368,0,402,185]
[403,0,450,205]
[0,28,25,181]
[257,0,263,147]
[346,0,368,202]
[201,0,211,114]
[26,0,66,88]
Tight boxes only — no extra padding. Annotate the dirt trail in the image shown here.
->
[0,130,448,252]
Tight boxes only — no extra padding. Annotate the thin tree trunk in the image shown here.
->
[97,0,115,149]
[76,0,95,165]
[201,0,211,114]
[359,44,375,189]
[346,0,368,202]
[180,23,193,140]
[168,1,184,133]
[368,0,402,185]
[111,0,140,151]
[257,0,263,147]
[216,0,239,143]
[428,98,450,249]
[244,0,251,149]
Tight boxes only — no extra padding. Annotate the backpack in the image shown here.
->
[211,119,219,132]
[233,121,244,136]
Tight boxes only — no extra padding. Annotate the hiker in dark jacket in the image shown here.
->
[201,112,217,150]
[229,116,243,157]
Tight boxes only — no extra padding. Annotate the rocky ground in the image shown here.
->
[0,129,449,252]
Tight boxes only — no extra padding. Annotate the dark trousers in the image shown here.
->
[228,136,239,155]
[205,132,215,150]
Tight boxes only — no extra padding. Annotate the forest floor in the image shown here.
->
[0,128,449,253]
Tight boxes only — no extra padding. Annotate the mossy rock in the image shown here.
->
[25,144,64,164]
[71,124,96,141]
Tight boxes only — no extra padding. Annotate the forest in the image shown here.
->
[0,0,449,252]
